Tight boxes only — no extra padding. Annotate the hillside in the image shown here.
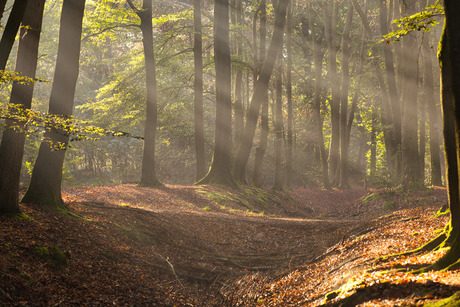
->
[0,184,456,306]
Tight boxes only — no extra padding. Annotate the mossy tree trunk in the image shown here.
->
[22,0,85,210]
[417,6,460,270]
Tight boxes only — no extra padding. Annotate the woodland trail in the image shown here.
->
[1,184,449,306]
[59,184,372,286]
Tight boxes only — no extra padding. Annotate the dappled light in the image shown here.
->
[0,0,459,305]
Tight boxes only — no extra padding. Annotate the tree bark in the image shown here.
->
[233,0,244,149]
[310,9,329,189]
[0,0,45,215]
[286,0,294,188]
[338,0,353,188]
[193,0,206,182]
[0,0,28,70]
[0,0,8,24]
[272,45,283,190]
[421,15,460,270]
[126,0,162,187]
[421,3,442,186]
[401,0,421,183]
[380,0,401,177]
[22,0,85,209]
[197,0,237,187]
[252,0,268,186]
[232,0,289,183]
[324,0,340,185]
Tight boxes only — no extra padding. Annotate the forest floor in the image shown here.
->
[0,183,457,306]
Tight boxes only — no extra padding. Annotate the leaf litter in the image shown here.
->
[0,184,456,306]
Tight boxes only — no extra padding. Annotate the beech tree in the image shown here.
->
[252,0,268,187]
[197,0,237,187]
[22,0,86,209]
[0,0,46,214]
[193,0,206,182]
[232,0,289,183]
[0,0,28,70]
[424,0,460,270]
[126,0,162,187]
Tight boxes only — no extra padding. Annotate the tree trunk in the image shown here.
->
[0,0,28,70]
[401,0,421,183]
[272,46,283,190]
[0,0,45,215]
[380,0,401,178]
[193,0,206,182]
[0,0,8,24]
[22,0,85,209]
[370,111,377,176]
[324,0,340,185]
[252,0,268,186]
[232,0,289,183]
[128,0,162,187]
[338,0,353,188]
[311,10,329,189]
[286,0,294,188]
[421,15,460,270]
[421,5,442,186]
[197,0,237,187]
[233,0,244,149]
[419,87,426,183]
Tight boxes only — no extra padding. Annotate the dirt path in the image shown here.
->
[2,185,450,306]
[62,185,370,280]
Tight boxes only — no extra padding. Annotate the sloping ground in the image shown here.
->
[0,184,454,306]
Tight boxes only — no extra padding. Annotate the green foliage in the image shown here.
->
[382,2,443,43]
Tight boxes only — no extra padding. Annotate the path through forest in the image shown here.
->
[0,184,450,305]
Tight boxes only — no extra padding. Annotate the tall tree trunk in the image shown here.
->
[380,0,401,178]
[197,0,237,187]
[0,0,45,215]
[194,0,206,181]
[370,111,377,176]
[272,39,283,190]
[422,3,442,186]
[252,0,269,186]
[286,0,294,188]
[324,0,340,185]
[419,87,426,182]
[0,0,8,24]
[22,0,85,209]
[422,13,460,270]
[311,9,329,189]
[338,0,353,188]
[233,0,289,183]
[125,0,162,187]
[401,0,421,183]
[233,0,244,149]
[0,0,28,70]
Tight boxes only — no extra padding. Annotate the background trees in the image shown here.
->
[0,0,447,207]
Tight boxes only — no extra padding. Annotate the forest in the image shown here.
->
[2,0,460,305]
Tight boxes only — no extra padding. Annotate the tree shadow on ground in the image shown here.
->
[321,281,460,306]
